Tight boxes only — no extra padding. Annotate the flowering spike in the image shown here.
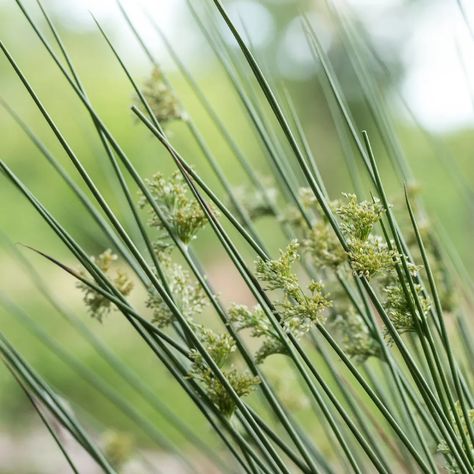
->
[302,222,347,269]
[348,235,399,279]
[382,263,431,340]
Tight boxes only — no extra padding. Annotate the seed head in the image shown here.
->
[302,221,347,269]
[189,324,259,418]
[256,240,300,295]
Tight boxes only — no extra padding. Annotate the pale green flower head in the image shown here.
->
[255,239,300,295]
[139,66,183,124]
[198,327,236,368]
[189,362,260,418]
[348,235,398,279]
[332,309,381,364]
[77,249,133,322]
[298,186,317,209]
[337,193,385,241]
[436,400,474,466]
[302,221,347,269]
[146,261,207,328]
[383,281,431,337]
[141,171,209,245]
[189,324,259,418]
[256,242,331,341]
[229,304,286,363]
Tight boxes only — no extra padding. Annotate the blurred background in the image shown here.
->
[0,0,473,472]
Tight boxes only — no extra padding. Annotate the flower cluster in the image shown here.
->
[146,259,207,328]
[298,186,318,209]
[139,67,183,124]
[349,235,399,279]
[302,221,347,269]
[331,309,381,364]
[144,255,258,418]
[229,304,286,363]
[381,263,431,339]
[77,249,134,322]
[140,171,209,246]
[334,194,398,278]
[336,193,384,241]
[189,325,259,418]
[256,241,332,339]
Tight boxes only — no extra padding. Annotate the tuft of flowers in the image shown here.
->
[256,240,332,339]
[331,309,381,364]
[139,67,183,124]
[189,326,259,418]
[348,235,399,279]
[331,193,398,278]
[77,249,133,322]
[382,263,431,338]
[144,253,258,418]
[298,186,318,209]
[229,304,286,363]
[140,171,209,246]
[303,221,347,269]
[146,258,207,328]
[336,193,384,241]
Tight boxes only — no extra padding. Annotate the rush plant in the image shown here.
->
[1,0,473,473]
